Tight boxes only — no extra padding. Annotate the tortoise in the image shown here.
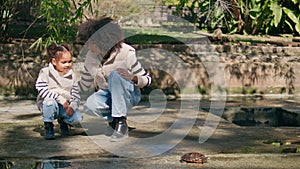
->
[180,152,208,163]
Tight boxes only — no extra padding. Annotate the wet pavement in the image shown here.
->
[0,97,300,169]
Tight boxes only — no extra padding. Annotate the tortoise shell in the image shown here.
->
[180,152,208,163]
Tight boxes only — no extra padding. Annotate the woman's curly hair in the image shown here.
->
[77,17,124,59]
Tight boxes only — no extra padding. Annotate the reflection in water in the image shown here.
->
[0,159,72,169]
[37,160,71,169]
[0,161,13,169]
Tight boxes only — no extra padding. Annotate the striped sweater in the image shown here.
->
[35,63,80,111]
[78,43,151,92]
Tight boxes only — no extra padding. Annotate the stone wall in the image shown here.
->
[1,41,300,97]
[212,44,300,94]
[132,43,300,96]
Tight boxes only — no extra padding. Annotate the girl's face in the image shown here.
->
[52,51,73,75]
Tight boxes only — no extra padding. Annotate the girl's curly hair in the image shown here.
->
[77,17,124,59]
[47,43,72,62]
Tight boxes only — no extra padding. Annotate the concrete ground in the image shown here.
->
[0,97,300,169]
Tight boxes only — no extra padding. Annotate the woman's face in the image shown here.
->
[52,51,73,75]
[88,43,107,57]
[89,43,101,54]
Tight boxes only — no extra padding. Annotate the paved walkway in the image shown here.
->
[0,98,300,169]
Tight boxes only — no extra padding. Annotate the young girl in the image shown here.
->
[35,43,83,140]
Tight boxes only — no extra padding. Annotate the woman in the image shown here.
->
[77,17,151,142]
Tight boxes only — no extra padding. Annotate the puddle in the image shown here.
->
[282,147,300,153]
[36,160,71,169]
[223,107,300,127]
[0,159,72,169]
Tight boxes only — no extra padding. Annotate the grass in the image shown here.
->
[125,34,183,44]
[123,27,206,44]
[239,146,257,153]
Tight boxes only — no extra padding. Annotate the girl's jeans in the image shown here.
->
[42,98,83,125]
[83,70,141,121]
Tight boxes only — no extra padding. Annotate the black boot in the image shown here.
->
[104,118,117,136]
[58,118,70,136]
[44,122,55,140]
[110,117,128,142]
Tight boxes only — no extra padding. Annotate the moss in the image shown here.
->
[239,147,257,153]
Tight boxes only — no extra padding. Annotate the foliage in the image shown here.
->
[164,0,300,35]
[28,0,148,50]
[29,0,98,51]
[0,0,42,41]
[238,0,300,35]
[197,0,234,31]
[0,0,21,41]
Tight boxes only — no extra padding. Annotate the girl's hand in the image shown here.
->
[63,102,69,110]
[66,107,74,116]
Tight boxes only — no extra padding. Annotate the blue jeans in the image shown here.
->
[42,98,83,125]
[83,70,141,121]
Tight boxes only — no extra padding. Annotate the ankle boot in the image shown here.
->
[104,118,117,136]
[110,117,128,142]
[58,118,70,136]
[44,122,55,140]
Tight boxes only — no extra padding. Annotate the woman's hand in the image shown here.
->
[116,68,135,82]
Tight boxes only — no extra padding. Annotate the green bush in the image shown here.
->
[163,0,300,35]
